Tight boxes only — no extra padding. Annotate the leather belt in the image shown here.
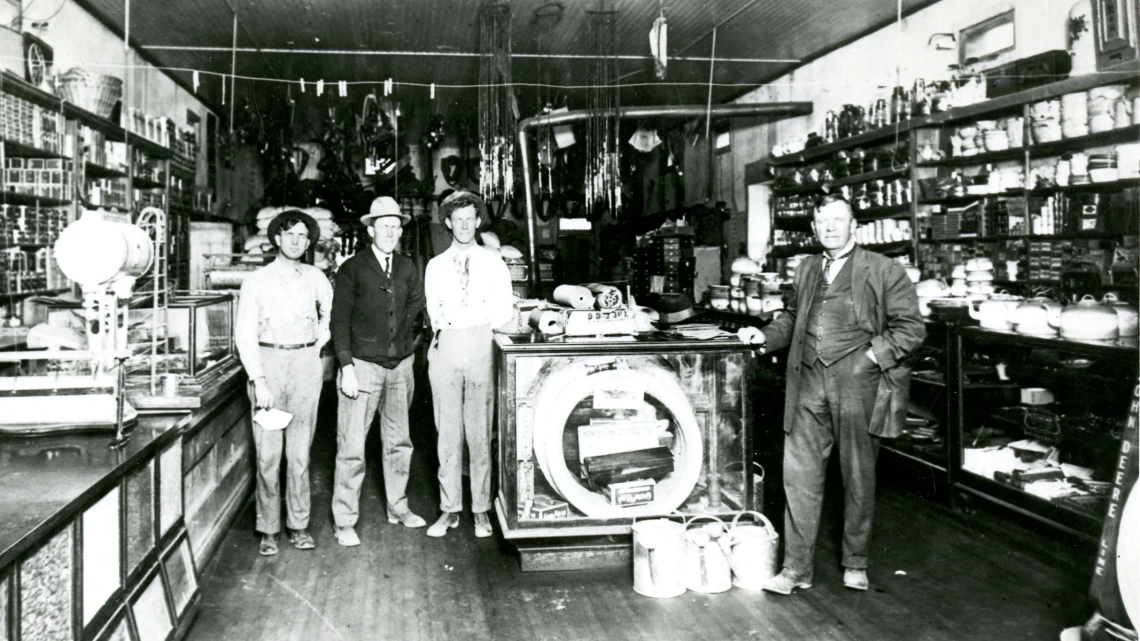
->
[258,340,317,350]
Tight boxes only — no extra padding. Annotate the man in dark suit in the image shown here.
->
[330,196,427,547]
[739,194,924,594]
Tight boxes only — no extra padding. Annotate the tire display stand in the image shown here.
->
[492,333,757,571]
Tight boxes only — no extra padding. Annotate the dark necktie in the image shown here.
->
[822,245,855,287]
[383,255,391,278]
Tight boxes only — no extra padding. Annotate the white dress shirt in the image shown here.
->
[822,239,856,283]
[424,244,514,330]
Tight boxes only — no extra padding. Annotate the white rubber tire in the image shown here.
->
[530,360,704,518]
[1118,481,1140,626]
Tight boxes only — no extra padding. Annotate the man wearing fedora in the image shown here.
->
[330,196,427,547]
[424,191,515,538]
[235,209,332,556]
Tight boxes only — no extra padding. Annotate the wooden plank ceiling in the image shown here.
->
[76,0,939,133]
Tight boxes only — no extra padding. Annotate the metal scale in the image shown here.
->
[0,207,166,445]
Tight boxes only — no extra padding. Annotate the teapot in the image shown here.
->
[1011,297,1063,336]
[1058,295,1121,341]
[1102,293,1139,336]
[915,278,950,298]
[969,294,1024,330]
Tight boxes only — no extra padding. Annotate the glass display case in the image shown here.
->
[159,441,183,537]
[20,527,72,641]
[493,333,756,539]
[1,571,9,641]
[882,320,954,499]
[83,488,121,627]
[953,326,1136,539]
[164,292,235,384]
[161,538,197,618]
[131,572,171,641]
[125,462,154,578]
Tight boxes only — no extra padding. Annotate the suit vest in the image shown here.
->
[802,258,874,366]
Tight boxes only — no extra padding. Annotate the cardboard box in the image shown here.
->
[604,479,656,507]
[519,496,570,520]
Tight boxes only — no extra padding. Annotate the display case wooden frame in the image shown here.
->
[493,334,757,539]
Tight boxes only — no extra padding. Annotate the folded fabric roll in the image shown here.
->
[244,234,270,252]
[499,245,523,259]
[528,308,564,334]
[305,206,333,221]
[553,284,595,310]
[256,206,280,222]
[317,218,341,238]
[481,231,501,249]
[585,283,623,309]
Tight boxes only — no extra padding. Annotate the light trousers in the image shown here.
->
[782,348,882,579]
[332,356,415,527]
[428,325,493,514]
[251,345,322,535]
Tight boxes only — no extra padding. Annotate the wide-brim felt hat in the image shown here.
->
[361,196,411,226]
[267,209,320,249]
[438,190,487,223]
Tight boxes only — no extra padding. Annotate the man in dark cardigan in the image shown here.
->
[329,196,426,547]
[739,194,925,594]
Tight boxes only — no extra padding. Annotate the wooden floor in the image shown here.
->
[184,383,1096,641]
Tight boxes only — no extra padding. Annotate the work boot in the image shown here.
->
[761,568,812,595]
[473,512,493,538]
[259,533,279,556]
[287,528,316,550]
[427,512,460,538]
[843,568,869,591]
[335,526,360,547]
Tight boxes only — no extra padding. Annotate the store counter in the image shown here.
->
[0,365,252,641]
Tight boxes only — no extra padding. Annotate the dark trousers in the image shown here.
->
[782,348,881,579]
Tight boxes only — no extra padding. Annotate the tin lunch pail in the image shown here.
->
[728,511,780,589]
[632,517,686,598]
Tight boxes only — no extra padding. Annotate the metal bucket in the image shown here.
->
[683,515,733,594]
[632,517,686,598]
[728,511,779,590]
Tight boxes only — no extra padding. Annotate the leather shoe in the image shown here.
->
[761,568,812,595]
[387,510,427,529]
[843,568,869,591]
[335,526,360,547]
[259,533,279,556]
[427,512,460,538]
[473,512,493,538]
[287,528,316,550]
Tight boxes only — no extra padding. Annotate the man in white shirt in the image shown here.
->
[424,191,515,538]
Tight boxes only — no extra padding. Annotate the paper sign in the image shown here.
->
[254,408,293,431]
[577,419,666,461]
